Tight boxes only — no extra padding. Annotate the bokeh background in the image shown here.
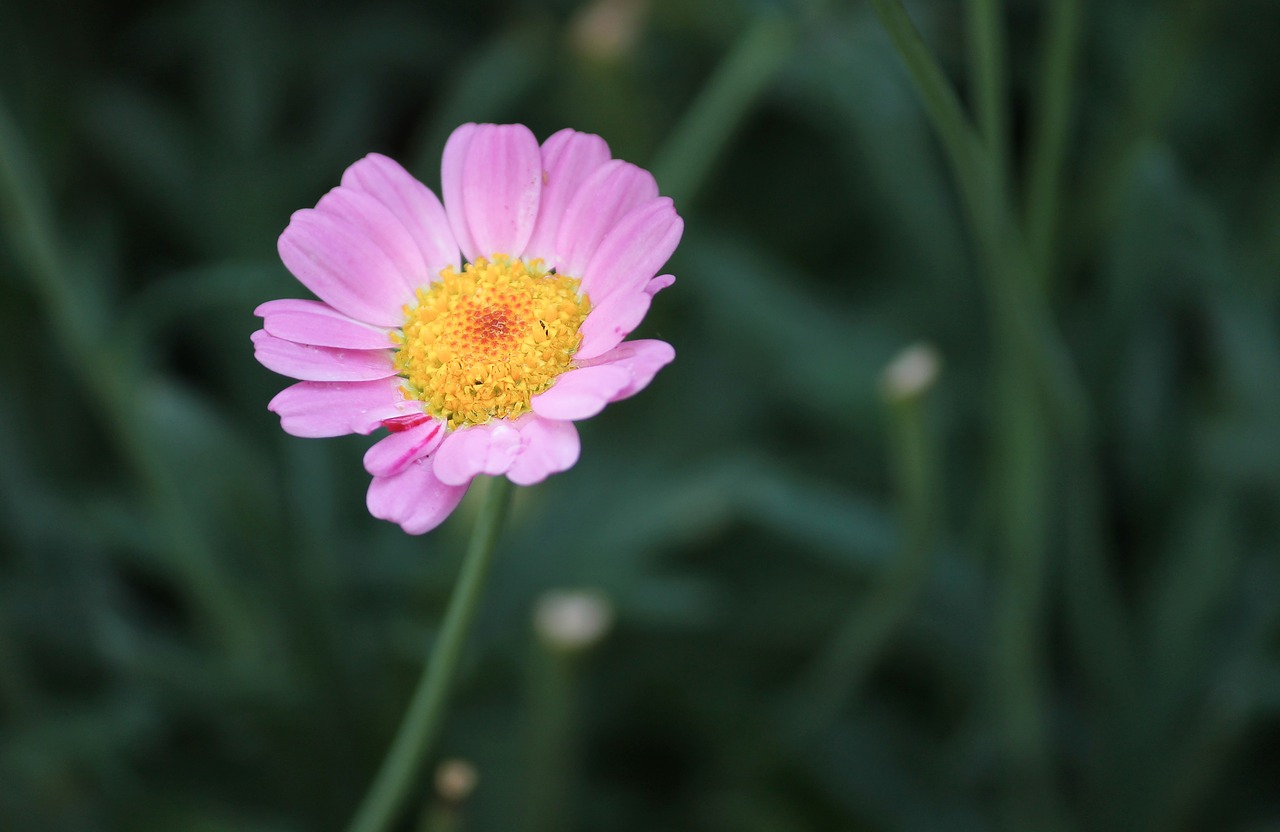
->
[3,0,1279,830]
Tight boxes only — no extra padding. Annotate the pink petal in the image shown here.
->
[556,160,660,280]
[367,459,469,535]
[530,364,633,421]
[645,273,676,296]
[441,123,480,263]
[576,290,653,360]
[507,417,580,486]
[577,273,675,359]
[268,378,420,438]
[340,153,461,277]
[252,330,397,382]
[256,299,395,349]
[575,339,676,402]
[449,124,542,262]
[278,208,413,327]
[363,418,446,477]
[432,421,523,486]
[314,187,428,300]
[579,198,683,304]
[522,129,612,268]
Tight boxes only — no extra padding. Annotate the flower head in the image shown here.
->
[252,124,681,533]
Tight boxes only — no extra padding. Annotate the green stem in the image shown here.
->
[346,477,515,832]
[1024,0,1083,286]
[526,640,577,832]
[867,5,1072,827]
[650,11,794,206]
[788,353,941,732]
[968,0,1008,190]
[867,0,1089,439]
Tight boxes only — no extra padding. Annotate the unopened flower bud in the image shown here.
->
[435,758,478,803]
[881,343,941,402]
[534,589,614,652]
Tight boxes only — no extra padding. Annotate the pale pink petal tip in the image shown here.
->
[367,459,469,535]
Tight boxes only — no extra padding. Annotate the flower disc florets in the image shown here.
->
[394,255,591,429]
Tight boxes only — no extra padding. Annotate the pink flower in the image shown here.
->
[252,124,682,534]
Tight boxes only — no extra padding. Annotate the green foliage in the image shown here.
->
[2,0,1278,830]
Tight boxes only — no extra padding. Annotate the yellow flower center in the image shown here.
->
[393,255,591,430]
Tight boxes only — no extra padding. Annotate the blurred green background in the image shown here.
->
[2,0,1279,830]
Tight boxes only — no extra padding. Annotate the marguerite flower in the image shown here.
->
[252,123,681,534]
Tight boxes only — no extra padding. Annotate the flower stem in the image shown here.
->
[787,348,942,733]
[346,476,515,832]
[967,0,1008,191]
[1023,0,1083,286]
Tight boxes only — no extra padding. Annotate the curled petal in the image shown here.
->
[645,273,676,296]
[256,299,394,349]
[341,153,460,277]
[252,330,396,382]
[367,459,469,535]
[267,379,420,438]
[363,418,446,478]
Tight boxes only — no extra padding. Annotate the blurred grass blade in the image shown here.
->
[652,11,794,205]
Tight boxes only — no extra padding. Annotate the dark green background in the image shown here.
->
[2,0,1279,830]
